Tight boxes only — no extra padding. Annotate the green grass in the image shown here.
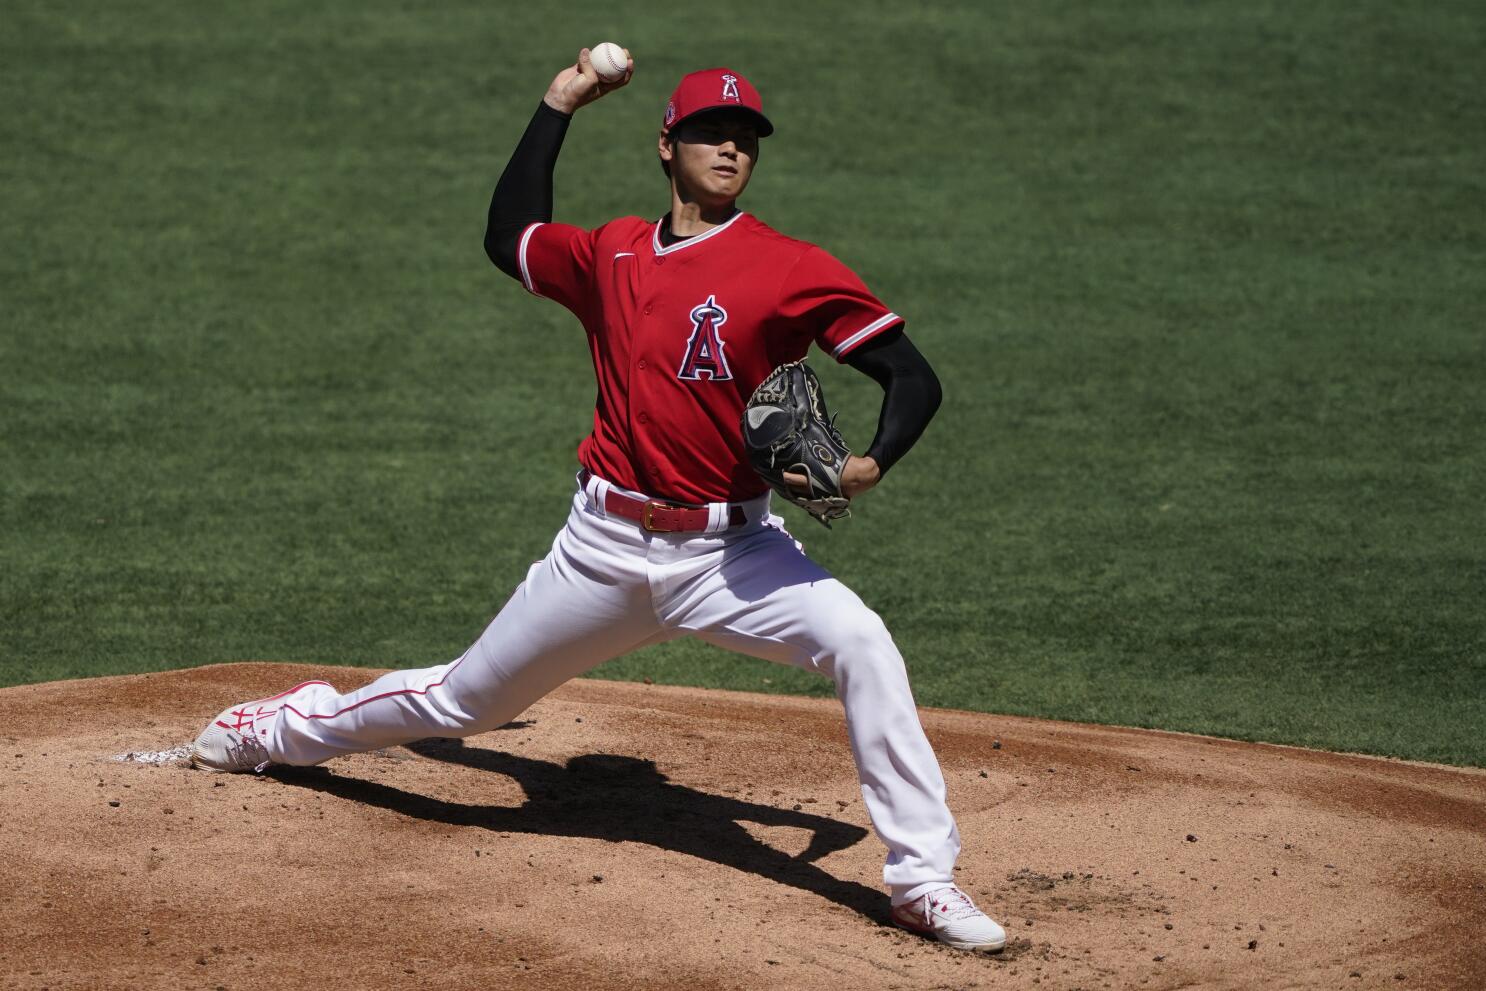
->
[3,2,1482,765]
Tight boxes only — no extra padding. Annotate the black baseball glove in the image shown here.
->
[741,361,853,527]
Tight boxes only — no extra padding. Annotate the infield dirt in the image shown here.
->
[2,663,1483,990]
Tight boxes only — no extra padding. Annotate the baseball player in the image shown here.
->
[191,49,1005,952]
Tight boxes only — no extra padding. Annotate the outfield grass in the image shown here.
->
[3,2,1482,765]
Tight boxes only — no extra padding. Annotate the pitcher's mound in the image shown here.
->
[2,662,1483,990]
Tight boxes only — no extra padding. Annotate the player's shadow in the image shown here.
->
[268,737,885,923]
[714,529,826,604]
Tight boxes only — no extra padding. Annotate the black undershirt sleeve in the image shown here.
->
[484,102,573,280]
[843,328,943,476]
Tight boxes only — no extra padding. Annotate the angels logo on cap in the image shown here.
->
[661,67,774,136]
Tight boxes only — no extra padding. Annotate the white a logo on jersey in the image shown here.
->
[720,74,740,102]
[677,295,733,381]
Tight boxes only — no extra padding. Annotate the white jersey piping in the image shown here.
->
[518,222,542,295]
[832,312,902,358]
[651,211,746,256]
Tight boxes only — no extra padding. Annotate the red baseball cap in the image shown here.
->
[662,67,774,137]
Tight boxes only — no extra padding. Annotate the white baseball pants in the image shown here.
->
[262,476,961,903]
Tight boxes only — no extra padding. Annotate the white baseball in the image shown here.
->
[590,42,627,83]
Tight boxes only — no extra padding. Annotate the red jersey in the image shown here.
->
[517,211,903,504]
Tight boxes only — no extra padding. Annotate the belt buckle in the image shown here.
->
[641,500,679,533]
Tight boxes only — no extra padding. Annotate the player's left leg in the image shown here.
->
[653,520,1004,950]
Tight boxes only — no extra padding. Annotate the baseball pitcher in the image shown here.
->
[190,48,1005,951]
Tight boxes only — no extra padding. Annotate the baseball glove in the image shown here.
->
[741,361,853,527]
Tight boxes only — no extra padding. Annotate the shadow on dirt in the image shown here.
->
[268,737,885,923]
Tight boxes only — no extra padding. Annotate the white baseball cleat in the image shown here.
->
[890,885,1007,951]
[189,697,280,773]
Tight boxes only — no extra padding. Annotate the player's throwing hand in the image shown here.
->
[544,46,634,115]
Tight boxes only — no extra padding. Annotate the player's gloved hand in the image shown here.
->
[742,361,856,528]
[543,47,633,115]
[784,455,880,500]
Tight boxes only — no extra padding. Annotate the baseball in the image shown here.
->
[590,42,627,83]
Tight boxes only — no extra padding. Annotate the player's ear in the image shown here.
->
[657,130,674,179]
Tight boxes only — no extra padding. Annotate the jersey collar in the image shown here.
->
[651,210,745,257]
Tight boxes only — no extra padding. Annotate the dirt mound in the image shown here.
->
[2,663,1483,990]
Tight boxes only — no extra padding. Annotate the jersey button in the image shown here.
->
[649,466,660,476]
[638,411,649,424]
[654,257,665,266]
[643,305,653,315]
[637,359,647,370]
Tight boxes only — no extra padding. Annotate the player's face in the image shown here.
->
[662,111,759,205]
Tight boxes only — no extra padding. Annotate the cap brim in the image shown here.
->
[666,104,774,138]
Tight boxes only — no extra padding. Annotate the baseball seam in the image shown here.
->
[596,48,625,79]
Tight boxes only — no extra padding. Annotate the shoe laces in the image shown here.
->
[226,732,271,773]
[930,887,983,921]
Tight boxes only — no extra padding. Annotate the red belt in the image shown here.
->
[584,472,747,533]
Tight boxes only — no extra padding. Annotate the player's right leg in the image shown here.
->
[190,493,668,771]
